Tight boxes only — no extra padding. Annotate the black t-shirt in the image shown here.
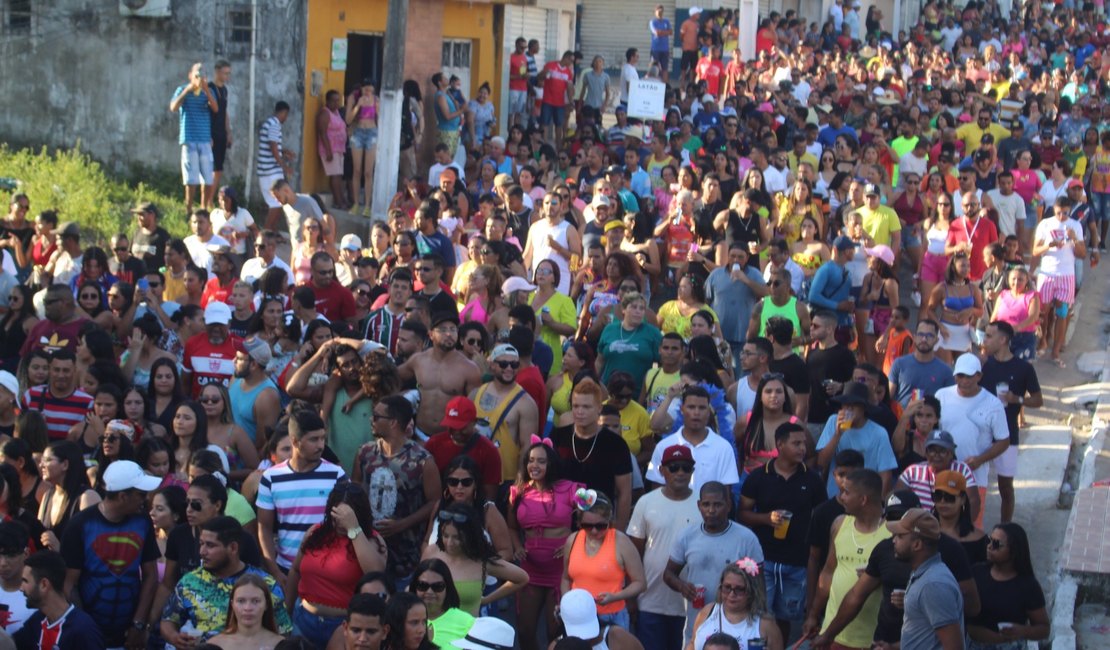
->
[979,356,1040,444]
[132,226,172,271]
[209,82,229,139]
[867,402,899,437]
[550,425,632,501]
[740,462,827,566]
[806,497,845,572]
[425,289,460,320]
[109,256,146,286]
[165,522,263,575]
[968,563,1046,631]
[0,224,33,262]
[866,534,974,642]
[770,353,810,397]
[805,344,857,425]
[228,315,253,339]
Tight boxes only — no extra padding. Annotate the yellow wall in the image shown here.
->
[301,0,500,194]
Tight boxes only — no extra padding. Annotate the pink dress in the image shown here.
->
[510,479,584,588]
[317,107,348,176]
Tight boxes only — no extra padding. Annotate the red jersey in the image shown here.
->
[199,277,235,308]
[183,332,240,398]
[425,432,503,491]
[510,53,529,92]
[541,62,573,107]
[310,280,356,322]
[756,28,775,55]
[946,216,999,281]
[516,366,547,427]
[696,58,724,97]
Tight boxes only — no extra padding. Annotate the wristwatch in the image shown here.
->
[133,620,149,632]
[347,526,363,540]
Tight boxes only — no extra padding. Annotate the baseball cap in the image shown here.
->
[924,430,957,451]
[604,165,625,177]
[58,222,80,239]
[974,149,992,162]
[490,344,520,360]
[833,235,855,251]
[105,419,136,441]
[864,244,894,266]
[0,371,17,400]
[440,396,477,430]
[885,489,922,520]
[1068,178,1085,190]
[953,352,982,376]
[863,183,880,196]
[341,234,363,251]
[452,618,515,650]
[662,445,695,465]
[832,381,871,406]
[886,507,942,540]
[591,194,612,209]
[559,589,600,639]
[431,312,460,329]
[933,469,967,495]
[501,276,537,297]
[204,301,232,326]
[206,243,232,258]
[604,220,626,233]
[103,460,162,492]
[130,201,159,216]
[238,335,273,366]
[702,93,716,104]
[689,6,703,15]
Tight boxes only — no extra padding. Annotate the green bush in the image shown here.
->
[0,144,191,245]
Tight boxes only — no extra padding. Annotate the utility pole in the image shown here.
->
[371,0,410,222]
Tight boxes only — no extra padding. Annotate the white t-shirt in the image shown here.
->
[986,190,1025,238]
[621,63,639,103]
[1034,217,1084,276]
[183,234,231,272]
[898,152,929,180]
[0,584,32,633]
[936,386,1008,486]
[627,489,701,616]
[763,165,789,195]
[240,256,293,286]
[646,429,740,489]
[210,207,257,255]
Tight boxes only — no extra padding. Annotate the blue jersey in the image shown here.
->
[172,84,213,144]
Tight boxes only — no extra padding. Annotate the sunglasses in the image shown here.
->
[416,267,435,273]
[438,510,469,523]
[580,521,610,532]
[200,396,223,405]
[99,435,119,444]
[463,337,482,346]
[445,477,476,488]
[988,538,1006,550]
[720,584,748,596]
[414,581,447,593]
[79,293,99,300]
[494,360,520,369]
[188,499,207,512]
[931,491,959,504]
[666,463,694,474]
[114,247,129,252]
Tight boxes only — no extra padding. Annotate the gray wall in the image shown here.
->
[0,0,306,188]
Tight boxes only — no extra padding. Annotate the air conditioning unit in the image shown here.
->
[120,0,172,17]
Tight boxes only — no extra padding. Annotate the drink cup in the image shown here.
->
[998,623,1015,632]
[891,588,906,608]
[693,584,706,609]
[996,382,1009,397]
[773,510,793,539]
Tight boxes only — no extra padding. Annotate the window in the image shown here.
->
[217,5,252,58]
[442,40,471,69]
[229,8,251,44]
[8,0,31,30]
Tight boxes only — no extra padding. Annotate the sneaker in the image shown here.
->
[362,205,372,217]
[911,290,921,307]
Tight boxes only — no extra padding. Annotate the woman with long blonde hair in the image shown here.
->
[208,573,285,649]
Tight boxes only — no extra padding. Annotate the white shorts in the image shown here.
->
[259,172,285,208]
[993,444,1018,478]
[509,90,528,116]
[938,321,972,352]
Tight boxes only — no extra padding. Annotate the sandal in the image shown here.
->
[1052,357,1067,369]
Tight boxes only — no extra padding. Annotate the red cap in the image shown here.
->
[662,445,695,465]
[439,396,477,430]
[1068,178,1084,190]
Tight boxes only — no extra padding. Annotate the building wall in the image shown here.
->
[301,0,499,193]
[0,1,305,199]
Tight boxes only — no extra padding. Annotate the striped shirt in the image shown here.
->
[256,459,347,569]
[360,305,405,355]
[173,84,213,145]
[897,460,977,510]
[22,385,93,440]
[257,115,284,176]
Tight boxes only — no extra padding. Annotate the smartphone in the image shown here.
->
[137,278,149,292]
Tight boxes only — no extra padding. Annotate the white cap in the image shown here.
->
[103,460,162,492]
[0,371,17,400]
[689,6,702,15]
[204,301,232,326]
[489,344,520,360]
[501,276,537,297]
[452,618,516,650]
[340,234,363,251]
[560,589,600,639]
[953,353,982,376]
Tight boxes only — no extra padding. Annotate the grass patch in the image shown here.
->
[0,144,191,244]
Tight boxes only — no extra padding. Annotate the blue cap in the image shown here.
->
[833,235,855,251]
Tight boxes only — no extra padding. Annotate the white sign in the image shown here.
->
[627,79,666,121]
[331,38,348,71]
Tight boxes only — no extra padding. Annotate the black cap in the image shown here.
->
[832,381,871,406]
[431,312,460,329]
[885,489,923,520]
[604,165,626,177]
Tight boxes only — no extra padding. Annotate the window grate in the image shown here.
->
[229,8,251,44]
[8,0,31,30]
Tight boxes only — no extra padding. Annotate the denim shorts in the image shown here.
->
[541,103,566,126]
[293,601,345,650]
[181,142,214,185]
[350,127,378,150]
[598,608,630,631]
[902,229,921,249]
[764,560,807,621]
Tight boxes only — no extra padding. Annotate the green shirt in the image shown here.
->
[430,608,476,649]
[329,390,375,474]
[598,321,662,394]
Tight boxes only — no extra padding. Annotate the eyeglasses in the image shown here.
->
[666,462,694,474]
[199,397,221,404]
[188,499,207,511]
[371,413,395,421]
[306,225,321,231]
[720,584,748,596]
[43,298,61,306]
[437,510,469,523]
[315,268,335,276]
[988,538,1006,550]
[931,490,959,504]
[416,267,435,273]
[494,360,520,369]
[936,202,951,207]
[414,581,447,593]
[580,521,610,532]
[916,331,937,339]
[435,326,458,335]
[445,477,476,488]
[99,435,119,444]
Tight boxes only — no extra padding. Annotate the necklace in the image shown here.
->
[571,429,600,463]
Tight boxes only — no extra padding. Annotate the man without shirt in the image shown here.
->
[398,313,482,439]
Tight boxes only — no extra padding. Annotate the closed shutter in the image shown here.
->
[504,6,551,69]
[579,0,676,71]
[759,0,772,20]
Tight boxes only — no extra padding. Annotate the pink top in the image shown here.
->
[510,480,584,531]
[318,107,347,157]
[1010,168,1043,204]
[460,296,490,325]
[994,289,1036,332]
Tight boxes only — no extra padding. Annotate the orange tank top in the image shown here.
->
[883,327,914,376]
[567,528,624,614]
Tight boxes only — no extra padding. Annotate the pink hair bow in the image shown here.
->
[530,434,554,449]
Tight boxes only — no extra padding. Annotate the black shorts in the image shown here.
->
[212,133,228,172]
[681,50,698,73]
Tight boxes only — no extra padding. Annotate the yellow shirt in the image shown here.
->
[955,122,1011,155]
[858,204,902,246]
[162,271,187,303]
[656,301,719,339]
[824,516,891,647]
[612,400,652,455]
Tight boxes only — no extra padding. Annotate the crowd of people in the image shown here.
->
[0,0,1103,647]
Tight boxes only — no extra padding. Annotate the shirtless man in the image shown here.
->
[398,312,482,438]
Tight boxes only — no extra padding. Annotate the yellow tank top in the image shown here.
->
[163,271,187,303]
[474,383,528,482]
[551,373,573,420]
[824,515,890,648]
